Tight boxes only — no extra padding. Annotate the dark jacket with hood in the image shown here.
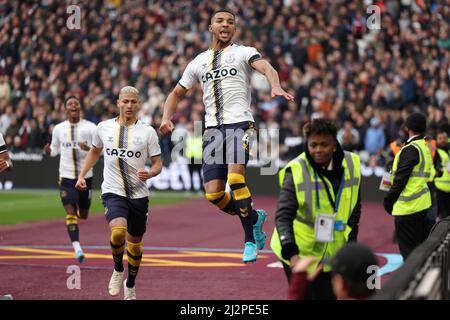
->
[275,143,362,261]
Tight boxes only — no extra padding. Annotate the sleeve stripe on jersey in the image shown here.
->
[248,54,262,66]
[0,145,7,153]
[178,82,187,89]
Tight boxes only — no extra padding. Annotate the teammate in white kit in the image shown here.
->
[43,96,96,263]
[76,86,162,300]
[0,132,14,300]
[160,9,294,263]
[0,132,13,172]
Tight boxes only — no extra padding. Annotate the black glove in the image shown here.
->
[383,197,393,215]
[281,242,300,261]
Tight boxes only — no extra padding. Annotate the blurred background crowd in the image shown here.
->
[0,0,449,167]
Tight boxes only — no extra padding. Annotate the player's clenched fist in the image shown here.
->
[75,178,87,191]
[0,159,11,172]
[137,168,150,182]
[159,119,174,135]
[43,143,52,155]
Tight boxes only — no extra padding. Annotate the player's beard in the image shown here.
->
[215,35,233,48]
[219,38,232,46]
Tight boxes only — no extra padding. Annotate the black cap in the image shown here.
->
[405,112,427,134]
[325,243,378,283]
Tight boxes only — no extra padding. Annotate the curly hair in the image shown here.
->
[64,95,82,108]
[303,118,338,139]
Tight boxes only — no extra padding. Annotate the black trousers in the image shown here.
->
[436,189,450,219]
[188,160,203,191]
[394,209,431,260]
[282,261,336,300]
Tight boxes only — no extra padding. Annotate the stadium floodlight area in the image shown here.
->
[373,217,450,300]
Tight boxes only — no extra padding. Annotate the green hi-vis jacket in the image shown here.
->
[271,151,361,273]
[391,139,432,216]
[435,148,450,192]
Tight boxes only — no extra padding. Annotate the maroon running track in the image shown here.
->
[0,197,398,300]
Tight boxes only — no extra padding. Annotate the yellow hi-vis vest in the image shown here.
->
[185,134,203,160]
[270,151,361,273]
[435,148,450,192]
[391,139,432,216]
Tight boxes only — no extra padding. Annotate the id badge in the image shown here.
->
[314,214,335,242]
[379,172,393,192]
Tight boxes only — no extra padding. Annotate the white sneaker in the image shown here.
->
[108,270,124,296]
[123,279,136,300]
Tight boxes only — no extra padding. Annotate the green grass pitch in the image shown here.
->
[0,189,198,225]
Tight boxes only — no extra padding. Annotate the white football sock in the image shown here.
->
[72,241,82,252]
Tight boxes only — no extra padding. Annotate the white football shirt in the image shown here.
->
[92,118,161,199]
[50,119,97,179]
[179,43,262,128]
[0,133,6,154]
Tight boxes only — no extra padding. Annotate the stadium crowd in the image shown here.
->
[0,0,449,166]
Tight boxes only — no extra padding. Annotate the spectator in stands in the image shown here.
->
[0,0,447,173]
[10,136,24,153]
[0,104,13,135]
[364,117,386,156]
[337,119,360,152]
[0,75,10,101]
[5,116,19,140]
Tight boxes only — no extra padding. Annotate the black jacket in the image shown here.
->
[275,143,362,261]
[383,135,441,214]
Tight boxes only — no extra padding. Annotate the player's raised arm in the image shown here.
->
[76,145,102,191]
[159,84,189,135]
[250,59,295,101]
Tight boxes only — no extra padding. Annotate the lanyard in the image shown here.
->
[314,170,345,213]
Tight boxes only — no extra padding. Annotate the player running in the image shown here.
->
[76,86,162,300]
[43,96,96,263]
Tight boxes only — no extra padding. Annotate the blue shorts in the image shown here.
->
[102,193,149,237]
[59,177,92,210]
[202,121,255,183]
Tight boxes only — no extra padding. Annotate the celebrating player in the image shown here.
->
[160,9,294,262]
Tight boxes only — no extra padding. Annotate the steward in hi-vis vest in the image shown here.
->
[271,119,362,300]
[383,112,433,259]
